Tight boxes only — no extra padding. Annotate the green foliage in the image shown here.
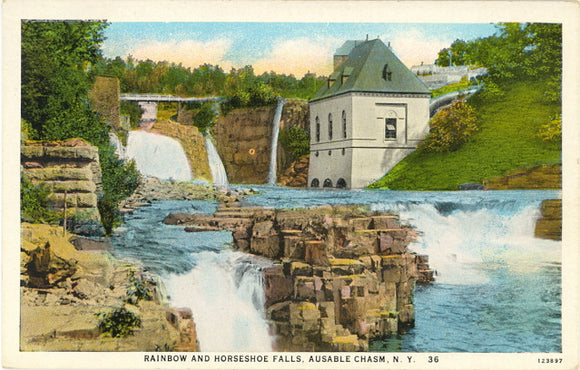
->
[21,119,38,141]
[125,271,152,305]
[96,307,142,338]
[192,103,218,134]
[435,23,562,99]
[21,21,108,138]
[369,80,561,190]
[97,57,326,102]
[279,126,310,159]
[20,177,59,224]
[120,101,142,129]
[98,147,140,235]
[537,114,562,145]
[420,101,478,153]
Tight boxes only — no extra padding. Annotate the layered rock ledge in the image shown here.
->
[165,203,433,351]
[20,223,198,351]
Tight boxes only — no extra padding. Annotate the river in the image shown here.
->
[110,187,561,353]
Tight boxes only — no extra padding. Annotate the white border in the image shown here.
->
[3,1,579,369]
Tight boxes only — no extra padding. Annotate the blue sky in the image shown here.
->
[102,22,499,77]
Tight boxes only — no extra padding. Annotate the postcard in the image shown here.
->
[3,1,579,369]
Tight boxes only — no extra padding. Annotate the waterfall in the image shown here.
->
[168,251,273,351]
[125,130,192,181]
[377,200,561,285]
[267,97,286,185]
[205,136,229,189]
[109,133,126,160]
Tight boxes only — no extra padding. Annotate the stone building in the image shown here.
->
[308,39,431,189]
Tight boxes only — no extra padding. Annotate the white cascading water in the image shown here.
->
[205,137,229,189]
[267,97,286,185]
[167,251,273,351]
[386,203,561,285]
[109,133,127,160]
[125,130,192,181]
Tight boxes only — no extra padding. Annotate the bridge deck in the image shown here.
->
[120,94,223,103]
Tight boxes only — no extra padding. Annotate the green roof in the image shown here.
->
[311,39,430,102]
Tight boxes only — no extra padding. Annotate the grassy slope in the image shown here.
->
[370,80,561,190]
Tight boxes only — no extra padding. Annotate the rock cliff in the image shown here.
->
[213,100,309,184]
[165,203,433,351]
[21,139,104,236]
[534,199,562,240]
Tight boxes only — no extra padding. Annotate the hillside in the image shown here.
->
[369,80,561,190]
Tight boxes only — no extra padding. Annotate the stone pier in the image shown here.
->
[165,203,433,351]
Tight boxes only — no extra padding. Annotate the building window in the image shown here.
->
[342,110,347,138]
[342,148,346,155]
[385,118,397,139]
[311,178,320,188]
[315,151,319,157]
[328,150,332,156]
[323,179,333,188]
[315,116,320,142]
[382,64,392,81]
[328,113,333,140]
[336,178,347,189]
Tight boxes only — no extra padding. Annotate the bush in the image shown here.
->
[279,126,310,159]
[98,146,140,235]
[97,307,142,338]
[120,101,142,129]
[20,176,59,224]
[420,100,478,153]
[126,271,152,305]
[537,114,561,145]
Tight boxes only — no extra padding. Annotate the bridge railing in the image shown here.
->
[119,94,223,103]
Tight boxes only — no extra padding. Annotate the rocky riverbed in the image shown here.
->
[165,203,433,351]
[20,223,198,351]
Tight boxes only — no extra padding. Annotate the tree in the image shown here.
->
[21,21,108,139]
[21,21,140,234]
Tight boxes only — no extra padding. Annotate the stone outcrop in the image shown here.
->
[20,223,198,351]
[535,199,562,240]
[21,139,104,236]
[118,177,248,212]
[165,204,433,351]
[214,99,309,184]
[279,155,309,187]
[484,165,561,190]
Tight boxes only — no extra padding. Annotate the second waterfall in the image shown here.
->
[267,97,286,185]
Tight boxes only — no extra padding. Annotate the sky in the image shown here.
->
[102,22,499,77]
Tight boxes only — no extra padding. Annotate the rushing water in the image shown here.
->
[125,131,192,181]
[110,200,273,351]
[111,187,561,353]
[268,98,286,185]
[205,136,229,189]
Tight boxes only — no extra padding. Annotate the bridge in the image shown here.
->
[120,94,223,103]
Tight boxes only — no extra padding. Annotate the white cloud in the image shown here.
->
[386,28,450,68]
[252,37,337,77]
[130,39,234,69]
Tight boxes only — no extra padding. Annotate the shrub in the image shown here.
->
[20,176,59,224]
[279,125,310,159]
[97,307,142,338]
[537,114,562,145]
[420,100,478,153]
[126,271,152,305]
